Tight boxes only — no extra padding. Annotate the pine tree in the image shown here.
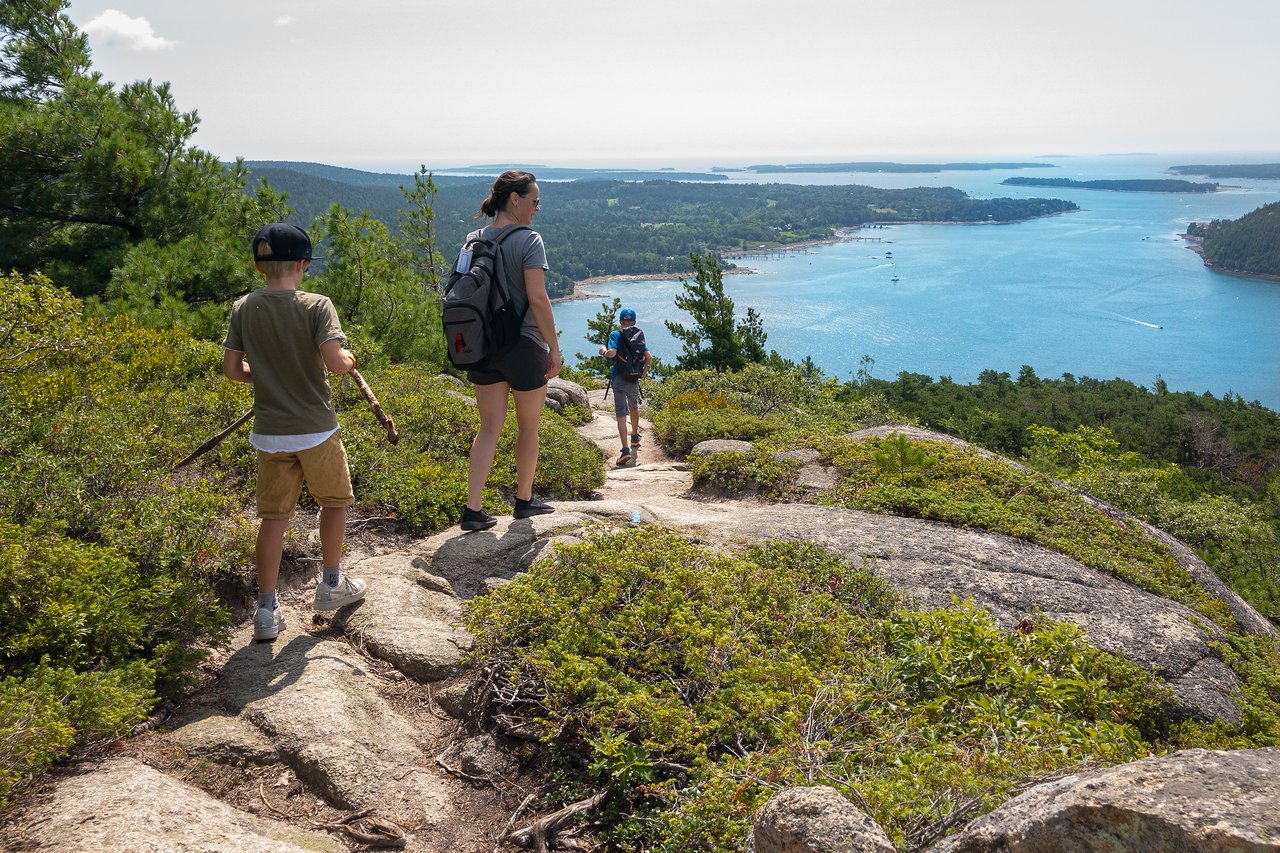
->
[0,0,279,305]
[665,253,767,372]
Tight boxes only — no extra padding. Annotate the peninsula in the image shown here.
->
[1001,177,1219,193]
[1171,163,1280,180]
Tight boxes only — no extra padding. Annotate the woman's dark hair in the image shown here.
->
[478,170,537,218]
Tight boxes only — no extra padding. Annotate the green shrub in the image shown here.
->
[648,364,903,432]
[1024,425,1280,621]
[688,449,797,497]
[466,530,1177,850]
[335,368,603,529]
[653,408,787,457]
[0,659,154,808]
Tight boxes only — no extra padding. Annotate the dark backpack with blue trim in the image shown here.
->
[615,326,647,380]
[441,225,529,369]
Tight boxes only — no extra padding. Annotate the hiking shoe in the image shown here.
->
[617,448,633,466]
[631,433,642,446]
[460,506,497,531]
[513,495,555,519]
[313,575,367,611]
[253,606,284,642]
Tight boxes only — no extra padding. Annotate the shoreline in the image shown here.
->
[559,229,860,303]
[562,268,757,303]
[1181,237,1280,283]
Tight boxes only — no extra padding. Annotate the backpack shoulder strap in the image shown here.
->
[487,225,533,314]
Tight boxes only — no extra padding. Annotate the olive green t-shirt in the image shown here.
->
[223,289,345,435]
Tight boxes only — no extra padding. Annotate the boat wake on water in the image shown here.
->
[1100,310,1163,329]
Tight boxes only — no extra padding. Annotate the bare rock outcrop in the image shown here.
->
[219,629,456,829]
[13,758,344,852]
[929,747,1280,852]
[848,425,1273,637]
[752,786,895,853]
[327,553,472,681]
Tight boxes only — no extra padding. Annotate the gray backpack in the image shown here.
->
[441,225,529,369]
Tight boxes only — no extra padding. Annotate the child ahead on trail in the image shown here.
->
[222,223,367,642]
[599,307,652,466]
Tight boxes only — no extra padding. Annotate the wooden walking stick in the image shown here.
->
[349,368,399,444]
[172,409,254,470]
[174,368,397,470]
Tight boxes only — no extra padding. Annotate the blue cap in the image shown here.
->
[619,307,636,321]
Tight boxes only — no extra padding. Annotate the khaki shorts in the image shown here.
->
[256,431,355,520]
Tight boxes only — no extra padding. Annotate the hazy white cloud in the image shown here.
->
[67,0,1280,166]
[83,9,174,50]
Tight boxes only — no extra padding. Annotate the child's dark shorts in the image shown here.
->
[466,335,549,392]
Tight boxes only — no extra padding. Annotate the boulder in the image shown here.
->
[930,748,1280,852]
[546,377,590,410]
[690,439,755,457]
[770,449,840,492]
[414,510,586,598]
[753,786,895,853]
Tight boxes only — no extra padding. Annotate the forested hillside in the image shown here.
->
[245,162,1080,293]
[1172,163,1280,179]
[868,367,1280,485]
[1186,201,1280,278]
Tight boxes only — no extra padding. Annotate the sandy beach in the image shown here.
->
[563,268,756,302]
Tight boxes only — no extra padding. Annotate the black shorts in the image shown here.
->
[466,335,549,392]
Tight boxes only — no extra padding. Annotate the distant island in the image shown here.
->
[1001,177,1219,193]
[439,165,728,182]
[715,162,1054,174]
[1171,164,1280,180]
[1184,201,1280,280]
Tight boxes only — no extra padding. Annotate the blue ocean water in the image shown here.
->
[551,156,1280,410]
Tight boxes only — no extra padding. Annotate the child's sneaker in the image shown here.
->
[616,447,632,466]
[313,575,367,611]
[631,432,642,446]
[253,606,284,642]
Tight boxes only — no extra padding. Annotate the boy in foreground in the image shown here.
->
[223,223,367,642]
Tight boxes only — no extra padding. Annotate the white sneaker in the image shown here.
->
[313,575,367,611]
[253,606,284,641]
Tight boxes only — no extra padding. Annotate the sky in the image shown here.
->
[64,0,1280,171]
